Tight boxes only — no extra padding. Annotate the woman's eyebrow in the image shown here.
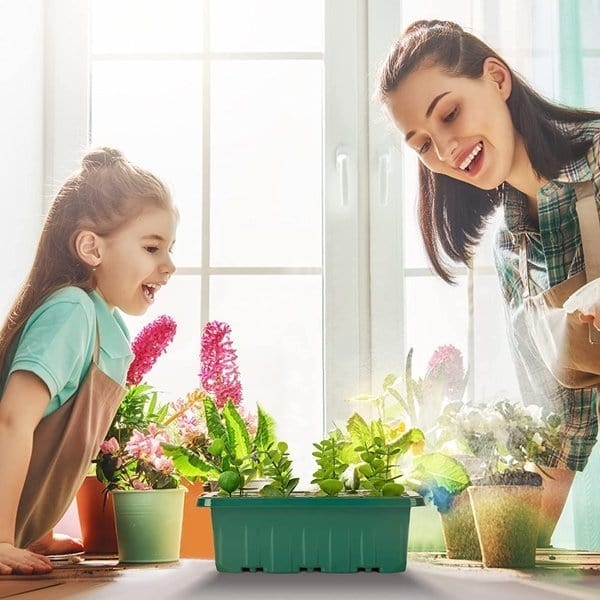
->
[405,91,452,142]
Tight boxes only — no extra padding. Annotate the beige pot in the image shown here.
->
[467,484,542,568]
[440,490,482,561]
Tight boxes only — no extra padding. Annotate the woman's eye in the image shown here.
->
[419,140,431,154]
[145,246,159,254]
[444,108,458,122]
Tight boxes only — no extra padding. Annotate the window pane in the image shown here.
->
[211,61,322,267]
[123,276,203,403]
[92,0,203,54]
[91,60,203,267]
[405,275,468,375]
[473,276,520,400]
[210,275,323,485]
[584,58,600,108]
[401,0,473,28]
[210,0,323,52]
[580,0,600,50]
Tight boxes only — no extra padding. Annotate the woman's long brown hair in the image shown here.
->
[0,147,176,376]
[378,19,600,283]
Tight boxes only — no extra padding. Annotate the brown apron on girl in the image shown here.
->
[15,326,126,548]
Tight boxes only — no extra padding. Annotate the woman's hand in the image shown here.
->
[0,542,53,575]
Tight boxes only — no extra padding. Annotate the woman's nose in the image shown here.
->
[433,136,458,163]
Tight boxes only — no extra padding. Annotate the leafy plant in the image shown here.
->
[258,442,299,497]
[311,434,349,496]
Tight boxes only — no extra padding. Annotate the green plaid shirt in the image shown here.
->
[493,120,600,471]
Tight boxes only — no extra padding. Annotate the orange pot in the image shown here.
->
[75,475,118,554]
[180,480,214,559]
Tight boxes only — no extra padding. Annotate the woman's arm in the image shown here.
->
[0,371,53,574]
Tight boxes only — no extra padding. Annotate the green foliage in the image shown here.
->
[354,434,405,497]
[258,442,299,497]
[311,434,349,496]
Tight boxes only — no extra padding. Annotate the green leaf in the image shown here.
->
[222,399,251,461]
[412,452,471,495]
[254,404,277,451]
[318,479,344,496]
[203,396,228,444]
[162,444,218,479]
[390,427,425,454]
[346,412,372,448]
[382,373,397,391]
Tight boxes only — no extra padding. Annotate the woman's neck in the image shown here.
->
[505,135,548,226]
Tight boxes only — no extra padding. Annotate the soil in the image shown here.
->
[473,470,543,487]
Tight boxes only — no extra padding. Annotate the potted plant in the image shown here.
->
[76,314,177,554]
[197,411,426,573]
[437,398,562,568]
[349,344,468,552]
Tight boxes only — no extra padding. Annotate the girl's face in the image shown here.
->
[387,59,518,191]
[94,206,177,315]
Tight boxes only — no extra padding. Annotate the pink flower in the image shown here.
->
[168,397,207,444]
[125,429,163,462]
[100,437,119,455]
[152,455,174,474]
[132,480,152,490]
[200,321,243,408]
[127,315,177,386]
[426,344,465,400]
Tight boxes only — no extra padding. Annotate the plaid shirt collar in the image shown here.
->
[502,148,593,235]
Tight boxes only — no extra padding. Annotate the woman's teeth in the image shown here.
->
[459,143,483,171]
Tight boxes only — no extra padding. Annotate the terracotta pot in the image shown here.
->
[468,484,542,568]
[440,490,482,561]
[75,475,117,554]
[179,480,214,559]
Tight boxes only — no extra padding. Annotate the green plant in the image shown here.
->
[311,434,349,496]
[258,442,299,497]
[162,394,277,496]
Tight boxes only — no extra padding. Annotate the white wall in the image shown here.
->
[0,0,45,315]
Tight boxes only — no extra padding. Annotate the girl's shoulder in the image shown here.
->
[32,286,96,327]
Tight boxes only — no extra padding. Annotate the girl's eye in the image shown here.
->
[145,246,159,254]
[444,108,458,122]
[419,140,431,155]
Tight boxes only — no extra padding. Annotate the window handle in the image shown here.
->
[378,152,390,207]
[336,147,349,207]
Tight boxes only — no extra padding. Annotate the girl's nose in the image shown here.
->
[162,255,176,276]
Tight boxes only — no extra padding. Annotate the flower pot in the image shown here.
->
[112,487,187,563]
[75,475,117,554]
[198,493,424,573]
[180,481,214,559]
[468,484,542,568]
[407,502,446,552]
[440,490,482,561]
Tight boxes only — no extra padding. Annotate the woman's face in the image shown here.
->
[387,59,518,191]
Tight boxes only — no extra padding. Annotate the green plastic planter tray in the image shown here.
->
[197,493,424,573]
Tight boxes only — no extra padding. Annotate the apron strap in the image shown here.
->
[574,179,600,343]
[93,320,100,364]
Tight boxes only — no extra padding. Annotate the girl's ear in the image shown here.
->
[75,231,103,268]
[483,57,512,101]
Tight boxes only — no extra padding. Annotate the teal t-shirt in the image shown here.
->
[1,287,133,417]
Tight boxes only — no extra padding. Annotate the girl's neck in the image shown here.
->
[505,135,548,227]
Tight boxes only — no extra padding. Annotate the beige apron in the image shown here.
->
[520,177,600,389]
[15,325,126,548]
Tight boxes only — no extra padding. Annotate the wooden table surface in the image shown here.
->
[0,550,599,600]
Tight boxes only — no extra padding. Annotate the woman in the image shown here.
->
[377,19,600,546]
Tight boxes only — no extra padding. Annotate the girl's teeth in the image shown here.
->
[459,143,483,170]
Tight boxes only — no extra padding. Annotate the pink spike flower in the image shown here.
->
[127,315,177,386]
[200,321,243,407]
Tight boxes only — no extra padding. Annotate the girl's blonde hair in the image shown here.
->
[0,147,176,375]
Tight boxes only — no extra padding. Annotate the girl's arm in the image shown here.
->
[0,371,53,574]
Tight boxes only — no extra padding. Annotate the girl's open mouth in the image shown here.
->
[142,284,158,303]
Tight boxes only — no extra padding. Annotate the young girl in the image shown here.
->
[0,147,177,574]
[377,20,600,546]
